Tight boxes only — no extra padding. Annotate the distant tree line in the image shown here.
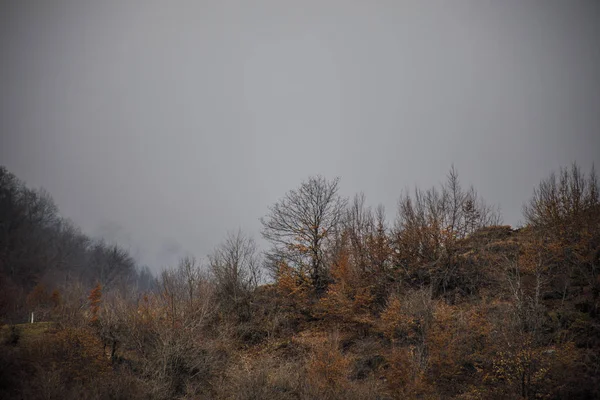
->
[0,166,154,321]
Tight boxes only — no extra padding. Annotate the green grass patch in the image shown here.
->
[1,322,54,346]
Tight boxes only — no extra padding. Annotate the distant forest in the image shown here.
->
[0,165,155,321]
[1,163,599,399]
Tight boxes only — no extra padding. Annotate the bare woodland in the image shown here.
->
[1,163,599,399]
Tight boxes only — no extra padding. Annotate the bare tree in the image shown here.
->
[90,241,136,291]
[261,176,347,292]
[394,167,501,251]
[443,165,502,238]
[209,230,261,307]
[159,266,181,329]
[344,194,391,277]
[523,162,600,300]
[157,256,214,330]
[344,193,376,273]
[392,166,502,294]
[523,163,599,231]
[145,258,216,397]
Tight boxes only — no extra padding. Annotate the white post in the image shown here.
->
[30,312,34,324]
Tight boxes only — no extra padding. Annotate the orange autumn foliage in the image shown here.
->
[88,283,102,324]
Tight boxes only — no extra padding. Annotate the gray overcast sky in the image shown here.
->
[1,1,599,271]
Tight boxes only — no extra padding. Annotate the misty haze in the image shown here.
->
[1,1,599,399]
